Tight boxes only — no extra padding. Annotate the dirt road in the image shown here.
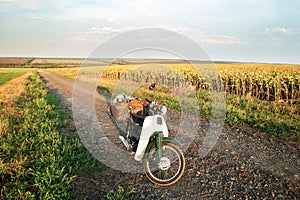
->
[38,70,300,199]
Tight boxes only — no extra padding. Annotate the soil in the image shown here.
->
[38,70,300,200]
[0,58,30,65]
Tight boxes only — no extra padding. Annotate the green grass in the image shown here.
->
[0,71,136,199]
[226,95,299,141]
[0,73,99,199]
[106,186,137,200]
[0,70,27,85]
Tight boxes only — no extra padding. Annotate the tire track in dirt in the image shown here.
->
[39,70,300,199]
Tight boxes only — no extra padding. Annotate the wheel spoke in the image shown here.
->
[144,143,185,186]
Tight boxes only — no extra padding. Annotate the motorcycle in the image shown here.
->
[110,94,185,186]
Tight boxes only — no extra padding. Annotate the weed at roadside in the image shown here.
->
[106,186,137,200]
[0,73,97,199]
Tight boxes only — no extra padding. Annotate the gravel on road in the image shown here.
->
[39,71,300,200]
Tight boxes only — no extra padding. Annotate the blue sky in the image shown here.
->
[0,0,299,63]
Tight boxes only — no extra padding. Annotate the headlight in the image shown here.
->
[160,105,167,115]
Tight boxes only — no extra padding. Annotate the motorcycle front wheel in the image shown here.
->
[143,143,185,186]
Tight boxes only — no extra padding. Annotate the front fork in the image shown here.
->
[143,131,182,161]
[155,131,163,164]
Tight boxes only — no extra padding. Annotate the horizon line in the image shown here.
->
[0,56,299,65]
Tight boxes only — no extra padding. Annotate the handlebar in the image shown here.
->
[147,100,167,116]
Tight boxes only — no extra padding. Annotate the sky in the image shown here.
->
[0,0,299,64]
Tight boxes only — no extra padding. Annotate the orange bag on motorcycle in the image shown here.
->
[128,99,143,115]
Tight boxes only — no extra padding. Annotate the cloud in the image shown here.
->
[88,26,134,34]
[21,4,39,10]
[65,25,249,48]
[28,16,43,20]
[202,35,248,45]
[158,26,248,45]
[66,26,137,42]
[264,27,294,36]
[15,0,40,10]
[0,0,14,2]
[68,26,196,43]
[106,17,115,23]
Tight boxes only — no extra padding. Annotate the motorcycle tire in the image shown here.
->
[143,143,185,186]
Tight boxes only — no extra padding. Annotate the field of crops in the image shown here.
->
[0,58,33,65]
[47,63,300,103]
[31,58,84,65]
[0,58,34,68]
[29,58,120,69]
[0,69,29,85]
[46,62,300,140]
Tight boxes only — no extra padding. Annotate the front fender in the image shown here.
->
[143,137,182,160]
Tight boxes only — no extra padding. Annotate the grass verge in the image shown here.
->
[226,95,299,141]
[106,186,137,200]
[0,73,98,199]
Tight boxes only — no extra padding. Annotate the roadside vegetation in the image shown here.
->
[0,72,100,199]
[106,186,137,200]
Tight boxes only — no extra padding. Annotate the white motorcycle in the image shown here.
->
[111,95,185,186]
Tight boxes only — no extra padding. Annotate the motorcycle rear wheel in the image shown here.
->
[143,143,185,186]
